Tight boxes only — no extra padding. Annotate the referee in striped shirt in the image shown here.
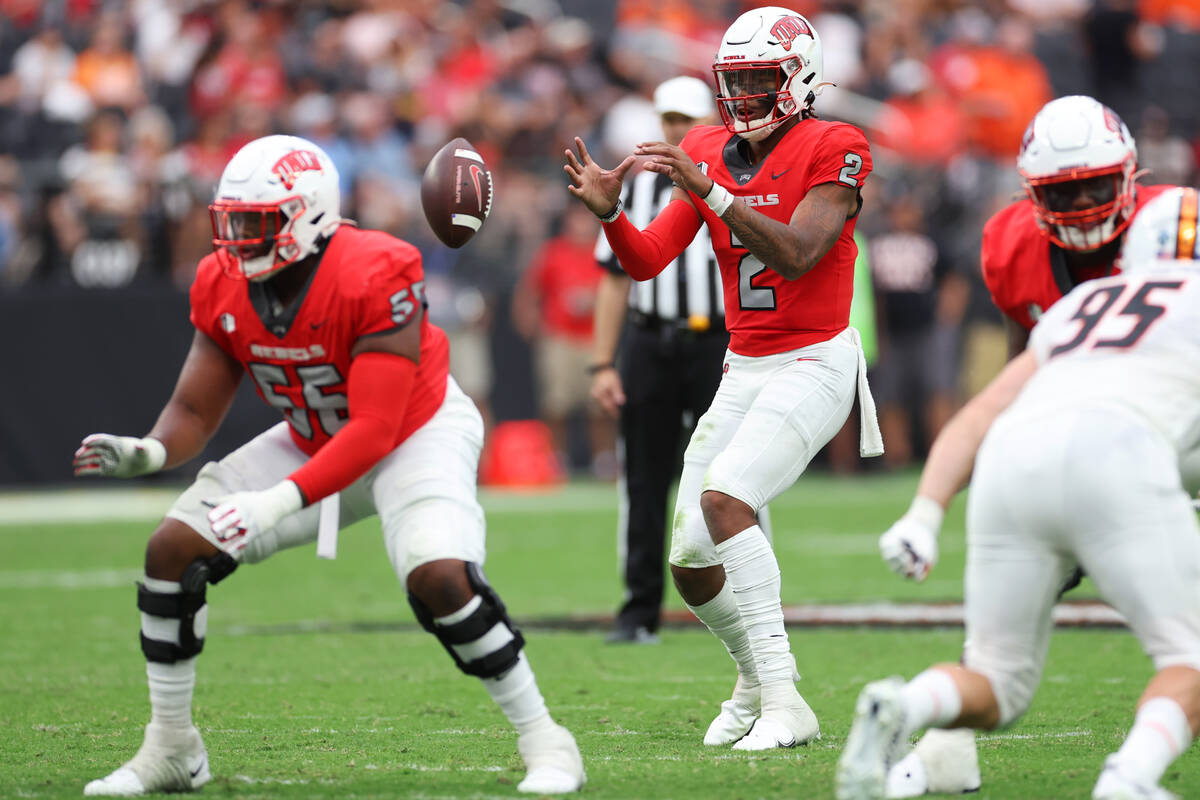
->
[590,77,735,644]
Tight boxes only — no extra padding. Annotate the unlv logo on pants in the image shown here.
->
[770,16,812,51]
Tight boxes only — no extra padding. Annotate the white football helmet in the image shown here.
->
[1119,186,1200,271]
[209,134,341,281]
[713,6,822,142]
[1017,95,1138,252]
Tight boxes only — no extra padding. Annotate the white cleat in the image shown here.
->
[731,685,819,751]
[517,722,585,794]
[837,677,908,800]
[885,727,981,797]
[884,750,928,798]
[84,722,209,797]
[1093,756,1179,800]
[704,674,761,746]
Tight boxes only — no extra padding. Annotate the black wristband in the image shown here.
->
[597,199,623,224]
[586,362,615,375]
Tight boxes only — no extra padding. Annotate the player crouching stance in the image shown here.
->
[837,187,1200,800]
[73,135,584,796]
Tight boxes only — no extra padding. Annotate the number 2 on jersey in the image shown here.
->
[1050,279,1185,356]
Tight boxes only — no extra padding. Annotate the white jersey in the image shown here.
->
[1010,267,1200,456]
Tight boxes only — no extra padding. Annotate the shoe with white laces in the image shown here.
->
[837,677,908,800]
[517,721,585,794]
[1093,756,1179,800]
[704,673,761,746]
[731,682,820,751]
[84,722,209,797]
[885,728,981,797]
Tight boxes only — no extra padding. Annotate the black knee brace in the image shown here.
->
[408,562,526,678]
[138,553,238,664]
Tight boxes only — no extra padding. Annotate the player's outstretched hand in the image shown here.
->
[564,137,635,218]
[207,480,303,555]
[878,496,944,582]
[590,367,626,418]
[73,434,166,478]
[636,141,710,196]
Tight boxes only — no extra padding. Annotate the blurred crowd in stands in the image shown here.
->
[2,0,1199,476]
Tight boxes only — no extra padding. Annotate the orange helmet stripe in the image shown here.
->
[1177,187,1198,259]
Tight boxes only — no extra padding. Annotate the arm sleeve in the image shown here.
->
[600,197,702,280]
[286,351,416,505]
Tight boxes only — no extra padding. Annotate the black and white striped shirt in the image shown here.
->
[595,170,725,331]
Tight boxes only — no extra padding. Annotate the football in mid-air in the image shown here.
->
[420,137,493,248]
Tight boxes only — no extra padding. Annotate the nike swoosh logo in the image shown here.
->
[310,321,326,330]
[190,757,207,779]
[771,168,791,180]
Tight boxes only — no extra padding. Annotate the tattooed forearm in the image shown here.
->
[721,187,851,280]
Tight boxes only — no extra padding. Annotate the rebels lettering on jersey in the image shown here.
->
[190,226,449,457]
[981,185,1173,331]
[680,120,871,356]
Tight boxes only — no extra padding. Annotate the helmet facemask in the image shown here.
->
[1021,159,1136,251]
[210,196,308,281]
[715,58,808,142]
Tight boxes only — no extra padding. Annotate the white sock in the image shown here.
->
[141,577,198,730]
[434,600,553,737]
[685,581,758,686]
[147,659,196,728]
[900,669,963,737]
[480,653,553,736]
[1110,697,1193,786]
[714,526,792,686]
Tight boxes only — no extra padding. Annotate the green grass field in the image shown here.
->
[1,472,1195,799]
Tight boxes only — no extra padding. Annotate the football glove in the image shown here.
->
[879,496,944,582]
[207,480,303,556]
[73,434,167,478]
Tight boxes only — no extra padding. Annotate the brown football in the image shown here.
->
[420,137,494,248]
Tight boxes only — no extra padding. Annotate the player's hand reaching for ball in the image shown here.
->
[636,141,712,197]
[878,496,944,582]
[564,137,635,218]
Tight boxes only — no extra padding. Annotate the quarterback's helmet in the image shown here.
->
[1017,95,1138,252]
[1119,186,1200,271]
[209,134,341,281]
[713,7,822,142]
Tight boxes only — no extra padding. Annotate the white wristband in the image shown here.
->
[140,437,167,474]
[907,495,945,535]
[702,181,735,217]
[263,480,305,518]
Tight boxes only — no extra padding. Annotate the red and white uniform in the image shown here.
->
[981,185,1174,331]
[598,119,881,569]
[168,226,486,581]
[681,121,872,356]
[190,225,450,455]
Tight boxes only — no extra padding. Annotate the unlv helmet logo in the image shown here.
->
[1102,106,1124,139]
[769,16,812,51]
[271,150,323,190]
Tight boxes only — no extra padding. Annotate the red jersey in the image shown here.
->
[981,185,1174,331]
[528,236,601,341]
[680,119,872,356]
[190,225,449,457]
